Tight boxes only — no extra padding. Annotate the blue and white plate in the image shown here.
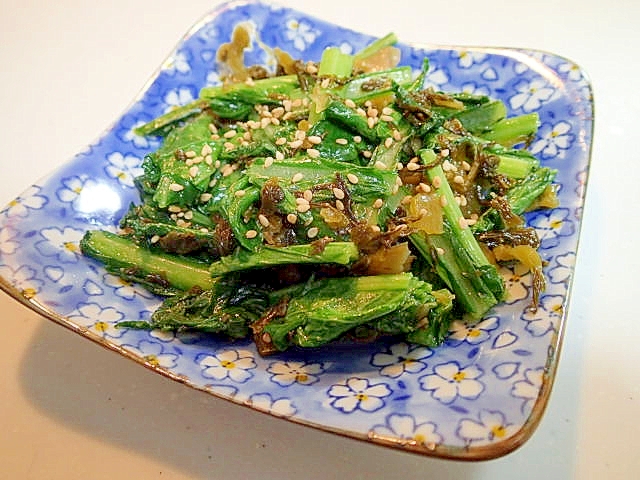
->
[0,0,593,460]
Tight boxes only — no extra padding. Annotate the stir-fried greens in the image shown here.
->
[80,27,557,356]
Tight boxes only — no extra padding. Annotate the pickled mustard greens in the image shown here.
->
[80,27,557,356]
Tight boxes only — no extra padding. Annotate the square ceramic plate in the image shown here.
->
[0,0,592,460]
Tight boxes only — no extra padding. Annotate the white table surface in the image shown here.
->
[1,1,638,478]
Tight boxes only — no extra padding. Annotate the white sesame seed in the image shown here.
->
[150,234,160,244]
[382,106,393,116]
[406,162,420,171]
[270,117,280,126]
[335,138,348,145]
[296,203,310,213]
[260,117,271,128]
[289,139,303,149]
[367,116,376,129]
[442,159,456,172]
[291,172,304,183]
[374,160,386,169]
[461,161,471,171]
[453,175,464,184]
[189,165,199,178]
[320,78,331,88]
[282,99,292,112]
[168,205,182,213]
[353,135,362,143]
[184,210,193,220]
[440,148,450,157]
[204,155,213,165]
[223,129,237,139]
[393,130,402,141]
[436,247,445,255]
[306,63,318,74]
[223,142,235,151]
[214,159,221,169]
[291,98,303,108]
[332,187,345,200]
[460,195,468,207]
[458,217,469,229]
[286,213,298,224]
[373,198,383,209]
[367,107,378,118]
[347,173,359,184]
[307,148,320,158]
[335,199,345,211]
[362,150,372,158]
[344,98,356,109]
[200,193,212,202]
[307,227,319,238]
[275,137,287,146]
[169,183,184,192]
[234,189,246,197]
[208,123,218,134]
[401,195,413,205]
[201,144,213,156]
[264,156,274,168]
[271,107,285,118]
[258,214,270,227]
[371,225,381,233]
[384,137,393,148]
[295,197,309,205]
[185,150,197,158]
[275,151,285,161]
[380,114,394,122]
[396,176,403,186]
[440,195,448,207]
[307,135,322,144]
[432,176,442,188]
[245,229,258,239]
[303,189,313,202]
[418,183,431,193]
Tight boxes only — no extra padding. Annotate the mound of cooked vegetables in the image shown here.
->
[81,27,557,356]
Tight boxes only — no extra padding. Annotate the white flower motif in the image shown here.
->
[67,302,126,339]
[455,50,488,69]
[120,119,160,149]
[528,208,575,249]
[498,263,531,304]
[508,78,554,112]
[370,342,432,378]
[521,294,564,336]
[558,61,584,82]
[198,349,256,383]
[3,185,47,218]
[530,120,575,159]
[327,377,392,413]
[103,273,156,301]
[372,413,442,447]
[284,19,318,51]
[123,340,179,369]
[460,81,490,97]
[35,226,85,263]
[511,367,544,413]
[338,41,354,54]
[456,410,517,444]
[419,361,484,404]
[448,316,499,345]
[425,67,449,89]
[56,175,99,211]
[267,360,326,386]
[0,264,43,298]
[0,225,19,255]
[163,87,195,114]
[163,50,191,75]
[247,393,297,417]
[548,252,576,284]
[104,152,143,188]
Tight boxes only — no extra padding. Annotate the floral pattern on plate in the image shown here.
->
[0,0,593,459]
